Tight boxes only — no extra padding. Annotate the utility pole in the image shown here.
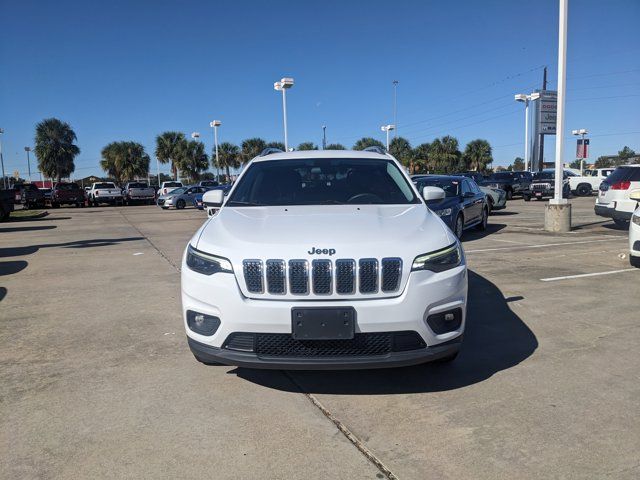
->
[537,66,548,172]
[322,125,327,150]
[0,128,6,189]
[24,147,32,182]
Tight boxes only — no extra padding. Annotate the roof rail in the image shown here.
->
[259,147,284,156]
[363,146,387,155]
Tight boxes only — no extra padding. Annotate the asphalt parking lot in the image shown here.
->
[1,196,639,479]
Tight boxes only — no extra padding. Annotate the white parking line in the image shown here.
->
[465,237,625,253]
[540,268,637,282]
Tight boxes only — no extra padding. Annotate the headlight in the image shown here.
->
[633,214,640,226]
[186,244,233,275]
[412,243,462,272]
[434,208,452,217]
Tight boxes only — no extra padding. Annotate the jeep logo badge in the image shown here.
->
[308,247,336,256]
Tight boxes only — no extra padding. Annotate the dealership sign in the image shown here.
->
[536,90,557,135]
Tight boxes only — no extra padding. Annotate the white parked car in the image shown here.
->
[628,190,640,268]
[181,148,467,369]
[569,168,615,196]
[594,165,640,227]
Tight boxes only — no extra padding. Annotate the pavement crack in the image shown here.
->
[118,210,181,272]
[283,371,399,480]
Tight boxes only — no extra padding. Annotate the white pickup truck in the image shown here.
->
[88,182,124,206]
[569,168,615,196]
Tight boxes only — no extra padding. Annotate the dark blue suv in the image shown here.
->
[412,175,488,238]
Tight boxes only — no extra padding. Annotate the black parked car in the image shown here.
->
[523,171,571,201]
[480,171,532,199]
[12,183,46,209]
[412,175,488,238]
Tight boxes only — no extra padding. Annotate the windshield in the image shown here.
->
[605,166,640,183]
[226,158,420,206]
[534,172,555,180]
[488,172,514,180]
[57,183,80,190]
[414,178,460,198]
[168,187,186,195]
[95,183,116,189]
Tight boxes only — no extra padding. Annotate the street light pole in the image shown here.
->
[210,120,221,181]
[24,147,32,182]
[322,125,327,150]
[381,124,395,151]
[0,128,6,189]
[515,92,540,171]
[274,77,294,150]
[392,80,399,138]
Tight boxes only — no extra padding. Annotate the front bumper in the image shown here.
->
[181,258,467,369]
[187,335,461,370]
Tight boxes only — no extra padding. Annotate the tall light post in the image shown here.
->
[514,92,540,171]
[210,120,221,181]
[572,128,588,175]
[381,124,395,151]
[274,77,294,150]
[322,125,327,150]
[545,0,571,232]
[24,146,32,182]
[392,80,399,138]
[0,128,6,189]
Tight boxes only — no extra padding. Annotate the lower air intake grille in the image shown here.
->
[223,331,425,357]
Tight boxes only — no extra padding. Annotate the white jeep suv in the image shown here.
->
[181,149,467,369]
[595,165,640,226]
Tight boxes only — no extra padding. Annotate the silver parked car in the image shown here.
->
[157,186,208,209]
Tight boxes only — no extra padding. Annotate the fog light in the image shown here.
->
[427,308,463,334]
[187,310,220,336]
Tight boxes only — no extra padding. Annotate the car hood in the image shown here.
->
[195,204,456,262]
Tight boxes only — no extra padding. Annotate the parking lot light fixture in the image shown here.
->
[515,93,540,172]
[381,124,395,151]
[274,77,294,150]
[210,121,222,182]
[0,128,6,189]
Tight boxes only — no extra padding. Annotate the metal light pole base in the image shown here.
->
[545,200,572,232]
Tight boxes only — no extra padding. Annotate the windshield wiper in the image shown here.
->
[226,201,265,207]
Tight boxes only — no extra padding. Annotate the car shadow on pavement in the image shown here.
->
[233,270,538,394]
[0,260,28,277]
[490,211,519,216]
[0,287,6,302]
[0,225,57,233]
[461,223,506,241]
[0,237,145,259]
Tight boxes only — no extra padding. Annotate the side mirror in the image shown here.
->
[203,189,225,207]
[422,186,445,201]
[629,189,640,201]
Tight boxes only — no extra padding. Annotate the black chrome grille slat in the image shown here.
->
[243,260,263,293]
[266,260,286,294]
[359,259,378,294]
[312,259,332,294]
[335,259,356,294]
[288,260,309,295]
[381,258,402,292]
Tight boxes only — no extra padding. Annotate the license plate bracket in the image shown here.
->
[291,307,355,340]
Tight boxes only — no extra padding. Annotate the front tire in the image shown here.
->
[576,184,591,196]
[176,199,186,209]
[506,188,513,200]
[454,214,464,239]
[523,194,531,202]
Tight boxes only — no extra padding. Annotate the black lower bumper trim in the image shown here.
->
[594,205,632,221]
[187,335,462,370]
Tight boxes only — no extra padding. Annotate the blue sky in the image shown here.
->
[1,0,639,178]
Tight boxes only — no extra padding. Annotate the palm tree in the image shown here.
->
[100,142,150,182]
[34,118,80,182]
[429,136,461,174]
[266,141,285,151]
[177,140,209,181]
[463,139,493,172]
[100,142,123,182]
[389,137,413,169]
[298,142,317,151]
[241,138,267,163]
[413,142,431,173]
[352,137,385,151]
[217,142,241,179]
[325,143,346,150]
[155,132,186,180]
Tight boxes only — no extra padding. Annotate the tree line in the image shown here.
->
[31,117,496,184]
